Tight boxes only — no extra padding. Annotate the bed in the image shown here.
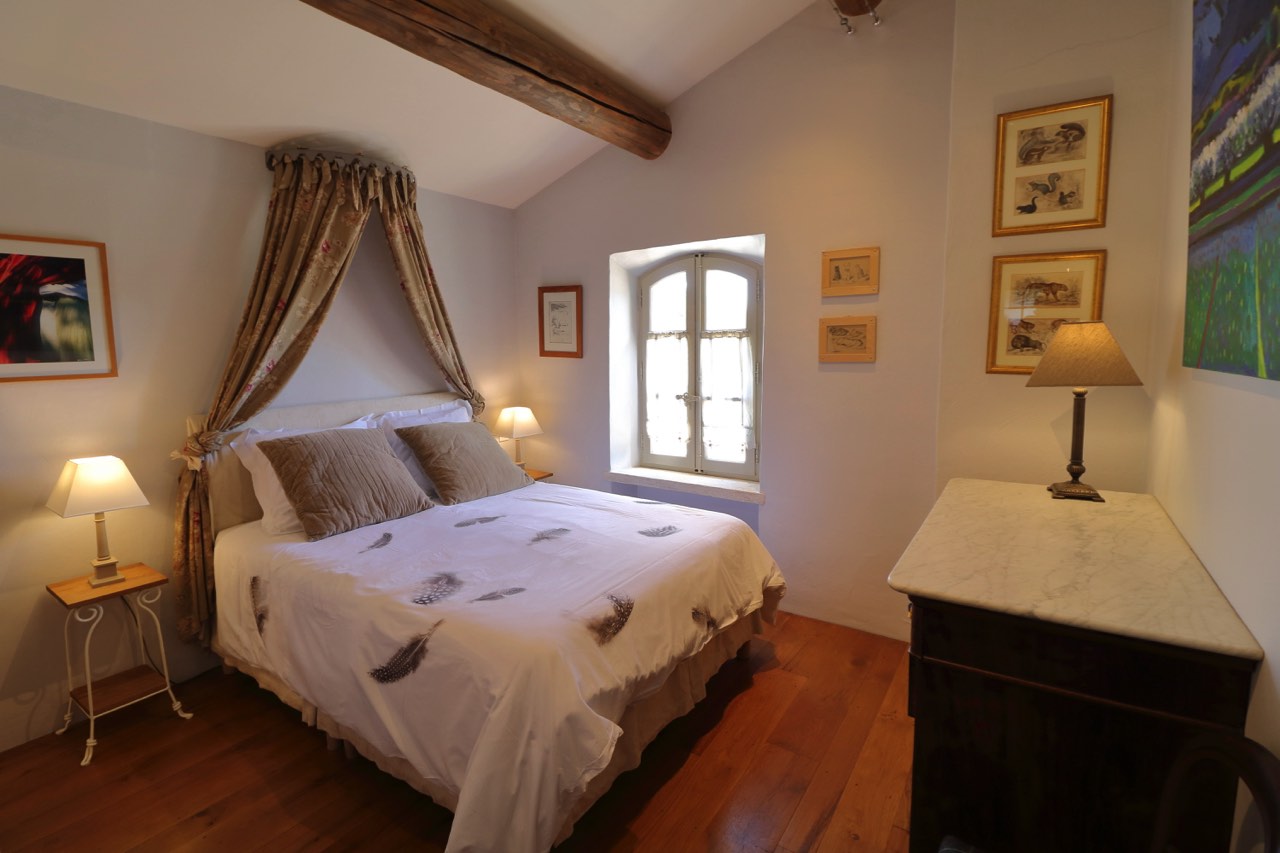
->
[200,392,786,853]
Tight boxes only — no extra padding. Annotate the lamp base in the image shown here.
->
[89,557,125,587]
[1047,480,1105,502]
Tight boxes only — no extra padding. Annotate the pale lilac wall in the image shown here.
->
[0,85,518,752]
[1149,1,1280,802]
[513,0,957,637]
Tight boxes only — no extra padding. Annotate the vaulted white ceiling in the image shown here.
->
[1,0,813,208]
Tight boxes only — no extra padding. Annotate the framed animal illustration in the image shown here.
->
[992,95,1112,237]
[818,315,877,363]
[987,250,1105,374]
[821,246,880,297]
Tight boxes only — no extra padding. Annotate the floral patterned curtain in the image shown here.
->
[381,171,485,416]
[172,150,485,645]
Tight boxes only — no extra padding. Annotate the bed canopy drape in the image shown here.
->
[171,148,485,645]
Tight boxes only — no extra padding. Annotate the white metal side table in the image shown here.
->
[46,562,192,765]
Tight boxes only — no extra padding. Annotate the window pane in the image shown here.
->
[704,269,748,331]
[649,272,687,333]
[646,335,690,458]
[699,335,752,464]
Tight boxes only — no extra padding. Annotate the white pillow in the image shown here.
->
[372,399,473,494]
[230,416,373,535]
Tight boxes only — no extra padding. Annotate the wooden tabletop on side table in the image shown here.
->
[47,563,167,609]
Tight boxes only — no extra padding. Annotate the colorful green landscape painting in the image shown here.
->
[1185,2,1280,379]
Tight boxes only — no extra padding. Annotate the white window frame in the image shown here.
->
[638,252,762,479]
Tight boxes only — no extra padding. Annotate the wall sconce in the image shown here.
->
[494,407,543,469]
[1026,322,1142,502]
[46,455,149,586]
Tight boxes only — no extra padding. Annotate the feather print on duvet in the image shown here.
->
[213,483,784,853]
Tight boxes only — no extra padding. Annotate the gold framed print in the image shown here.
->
[987,250,1105,374]
[992,95,1112,237]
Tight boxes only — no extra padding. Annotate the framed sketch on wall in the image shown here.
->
[0,234,117,381]
[992,95,1112,237]
[987,250,1105,374]
[821,247,880,296]
[818,315,877,363]
[538,284,582,358]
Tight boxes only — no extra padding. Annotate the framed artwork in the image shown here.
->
[987,250,1105,374]
[0,234,116,382]
[821,247,880,296]
[818,315,877,363]
[992,95,1112,237]
[538,284,582,358]
[1184,0,1279,379]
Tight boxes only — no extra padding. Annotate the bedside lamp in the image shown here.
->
[494,406,543,468]
[1026,322,1142,502]
[46,455,149,586]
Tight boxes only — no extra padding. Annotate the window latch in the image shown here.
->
[675,393,704,403]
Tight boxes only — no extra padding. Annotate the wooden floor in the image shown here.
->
[0,613,912,852]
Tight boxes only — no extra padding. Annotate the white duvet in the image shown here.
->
[214,482,785,853]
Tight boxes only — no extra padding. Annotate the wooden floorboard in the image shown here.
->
[0,613,911,852]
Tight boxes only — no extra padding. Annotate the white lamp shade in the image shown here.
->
[494,406,543,440]
[47,456,149,518]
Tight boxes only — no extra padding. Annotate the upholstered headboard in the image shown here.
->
[195,391,466,537]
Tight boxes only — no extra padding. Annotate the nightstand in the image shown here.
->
[47,562,192,765]
[524,467,553,482]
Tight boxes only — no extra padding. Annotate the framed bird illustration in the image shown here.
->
[992,95,1113,237]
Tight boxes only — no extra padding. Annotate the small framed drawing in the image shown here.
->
[538,284,582,358]
[822,247,880,296]
[992,94,1112,237]
[819,315,877,363]
[987,250,1106,374]
[0,234,117,382]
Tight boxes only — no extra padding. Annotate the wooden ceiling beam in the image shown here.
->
[299,0,672,159]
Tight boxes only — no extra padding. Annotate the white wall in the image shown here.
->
[937,0,1176,493]
[514,0,956,638]
[0,86,517,752]
[1149,0,1280,780]
[276,189,519,409]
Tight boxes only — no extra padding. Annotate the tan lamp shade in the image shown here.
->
[1026,321,1143,388]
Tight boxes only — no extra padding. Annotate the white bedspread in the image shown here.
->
[214,482,785,853]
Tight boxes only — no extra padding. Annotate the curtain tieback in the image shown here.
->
[171,430,228,471]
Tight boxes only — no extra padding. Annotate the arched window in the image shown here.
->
[639,253,762,479]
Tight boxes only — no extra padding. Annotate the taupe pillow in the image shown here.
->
[258,428,432,540]
[395,421,533,505]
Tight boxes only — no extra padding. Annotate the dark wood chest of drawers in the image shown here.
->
[906,596,1257,853]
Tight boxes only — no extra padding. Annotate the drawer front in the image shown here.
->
[907,655,1237,853]
[909,597,1255,729]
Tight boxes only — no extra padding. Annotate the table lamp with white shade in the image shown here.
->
[46,455,149,586]
[493,406,543,468]
[1026,321,1142,502]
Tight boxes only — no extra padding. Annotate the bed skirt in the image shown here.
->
[211,610,765,846]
